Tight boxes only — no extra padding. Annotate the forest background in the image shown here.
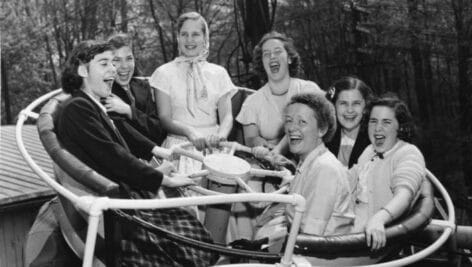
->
[1,0,471,216]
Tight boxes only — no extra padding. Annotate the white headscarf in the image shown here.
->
[174,15,211,117]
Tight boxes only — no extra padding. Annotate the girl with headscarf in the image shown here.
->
[150,11,235,175]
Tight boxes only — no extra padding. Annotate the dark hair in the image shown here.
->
[252,31,301,82]
[176,11,207,35]
[286,93,337,143]
[107,33,141,77]
[367,94,416,142]
[326,76,374,105]
[61,40,112,94]
[108,33,133,50]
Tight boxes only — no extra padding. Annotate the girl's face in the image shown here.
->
[80,50,116,100]
[178,19,206,57]
[368,106,399,153]
[262,39,290,82]
[112,46,135,87]
[284,103,325,161]
[335,89,366,133]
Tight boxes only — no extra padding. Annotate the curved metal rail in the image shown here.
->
[16,88,456,267]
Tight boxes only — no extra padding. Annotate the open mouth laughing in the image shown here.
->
[373,134,385,147]
[269,61,280,73]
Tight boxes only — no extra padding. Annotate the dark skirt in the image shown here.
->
[120,190,219,267]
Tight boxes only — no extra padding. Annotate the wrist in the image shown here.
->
[377,207,394,224]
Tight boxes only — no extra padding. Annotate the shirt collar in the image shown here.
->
[372,140,403,160]
[83,91,108,115]
[296,143,328,174]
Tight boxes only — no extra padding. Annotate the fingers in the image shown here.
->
[366,229,386,251]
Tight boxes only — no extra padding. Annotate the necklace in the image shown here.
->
[269,78,291,96]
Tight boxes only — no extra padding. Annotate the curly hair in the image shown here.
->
[367,94,416,142]
[61,40,112,94]
[286,93,337,143]
[252,31,301,82]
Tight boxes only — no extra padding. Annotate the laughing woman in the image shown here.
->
[350,95,425,250]
[236,31,324,159]
[255,93,354,251]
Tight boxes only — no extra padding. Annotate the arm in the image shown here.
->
[216,92,233,139]
[272,135,289,155]
[365,146,425,250]
[365,187,412,250]
[242,124,270,147]
[61,99,163,191]
[300,166,340,235]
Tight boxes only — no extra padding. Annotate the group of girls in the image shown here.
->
[58,9,426,267]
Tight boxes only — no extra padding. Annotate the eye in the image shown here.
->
[263,51,271,58]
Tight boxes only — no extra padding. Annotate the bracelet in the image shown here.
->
[381,207,394,221]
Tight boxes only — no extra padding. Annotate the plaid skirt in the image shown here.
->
[120,190,219,267]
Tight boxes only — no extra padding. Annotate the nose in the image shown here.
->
[110,64,117,75]
[347,104,354,113]
[374,122,382,132]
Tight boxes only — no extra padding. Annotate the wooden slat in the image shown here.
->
[0,125,55,207]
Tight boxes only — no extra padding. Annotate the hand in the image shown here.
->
[365,214,387,251]
[103,94,132,119]
[271,153,294,169]
[155,160,176,176]
[206,134,225,148]
[161,174,196,188]
[252,146,271,159]
[188,130,207,151]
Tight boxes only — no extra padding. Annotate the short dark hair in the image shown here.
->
[108,33,133,50]
[326,76,374,105]
[61,40,112,94]
[368,94,416,142]
[286,93,337,143]
[107,33,141,77]
[252,31,301,82]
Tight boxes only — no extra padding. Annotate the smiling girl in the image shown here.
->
[149,12,235,173]
[326,76,374,168]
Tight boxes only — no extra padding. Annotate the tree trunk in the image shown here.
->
[149,0,168,62]
[1,58,12,124]
[407,0,430,124]
[120,0,128,32]
[451,0,472,187]
[44,35,58,89]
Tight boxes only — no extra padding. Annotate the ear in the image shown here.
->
[78,64,88,78]
[319,127,328,138]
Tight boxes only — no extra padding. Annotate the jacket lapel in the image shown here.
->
[77,91,131,152]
